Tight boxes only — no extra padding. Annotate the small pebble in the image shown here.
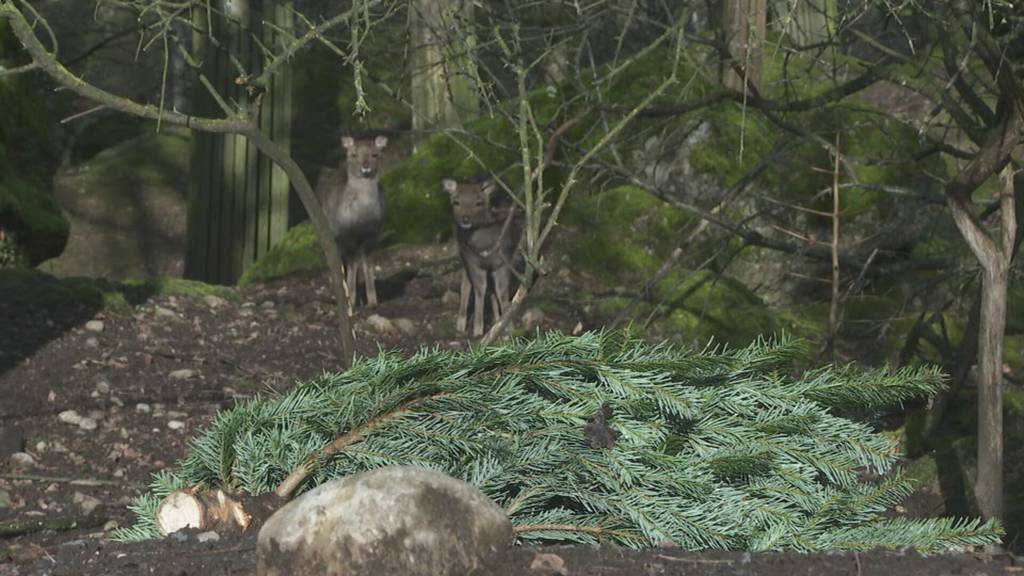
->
[196,531,220,543]
[168,369,195,381]
[58,410,83,426]
[84,320,104,333]
[135,403,151,413]
[167,420,186,430]
[203,294,227,308]
[10,452,35,468]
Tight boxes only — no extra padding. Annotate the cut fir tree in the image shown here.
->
[115,331,1001,552]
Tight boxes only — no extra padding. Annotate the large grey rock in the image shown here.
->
[257,466,512,576]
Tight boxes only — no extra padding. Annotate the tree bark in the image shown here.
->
[410,0,479,138]
[946,154,1019,521]
[721,0,767,91]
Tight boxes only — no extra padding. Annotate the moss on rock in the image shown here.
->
[238,222,324,286]
[1,33,66,267]
[381,116,523,245]
[564,185,691,282]
[0,268,118,311]
[122,276,238,301]
[0,176,69,266]
[655,269,778,347]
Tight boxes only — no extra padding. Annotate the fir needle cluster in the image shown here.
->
[115,331,1001,552]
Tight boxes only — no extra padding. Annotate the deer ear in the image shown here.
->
[443,178,458,197]
[374,135,389,148]
[341,136,355,150]
[481,180,496,198]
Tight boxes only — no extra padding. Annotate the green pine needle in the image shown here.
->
[114,331,1001,551]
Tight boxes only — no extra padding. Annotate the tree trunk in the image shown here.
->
[769,0,835,46]
[410,0,479,139]
[722,0,767,91]
[974,263,1008,520]
[946,161,1018,522]
[185,0,292,285]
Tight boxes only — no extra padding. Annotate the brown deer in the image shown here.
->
[317,135,388,307]
[444,177,518,336]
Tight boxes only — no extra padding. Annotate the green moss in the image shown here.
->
[1006,387,1024,418]
[902,455,939,489]
[1009,283,1024,335]
[122,277,238,301]
[0,269,237,314]
[69,114,149,165]
[689,103,781,188]
[655,269,777,347]
[0,268,115,310]
[381,117,523,245]
[0,176,69,266]
[238,222,324,286]
[74,125,191,196]
[564,185,691,282]
[1,33,64,266]
[1004,335,1024,374]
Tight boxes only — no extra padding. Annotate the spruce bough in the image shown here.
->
[115,331,1001,551]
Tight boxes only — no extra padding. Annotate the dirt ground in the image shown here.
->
[0,251,1020,575]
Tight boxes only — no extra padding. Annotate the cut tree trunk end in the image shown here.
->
[155,489,282,536]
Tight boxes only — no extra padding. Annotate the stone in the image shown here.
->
[9,452,35,469]
[168,369,195,381]
[257,466,512,576]
[520,307,546,331]
[392,317,417,337]
[58,410,83,426]
[77,417,98,431]
[203,295,227,308]
[167,420,186,431]
[73,492,102,515]
[196,531,221,543]
[441,290,460,306]
[84,320,104,333]
[366,314,396,336]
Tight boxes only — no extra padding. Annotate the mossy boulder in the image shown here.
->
[1,31,66,267]
[564,185,691,282]
[42,126,190,279]
[238,222,324,286]
[0,268,126,312]
[0,176,69,266]
[381,116,523,245]
[654,269,778,347]
[121,276,238,302]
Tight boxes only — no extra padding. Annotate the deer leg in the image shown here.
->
[493,265,511,321]
[345,253,359,308]
[362,251,378,308]
[469,265,488,337]
[456,268,471,334]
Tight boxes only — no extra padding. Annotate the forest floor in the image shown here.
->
[0,246,1021,575]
